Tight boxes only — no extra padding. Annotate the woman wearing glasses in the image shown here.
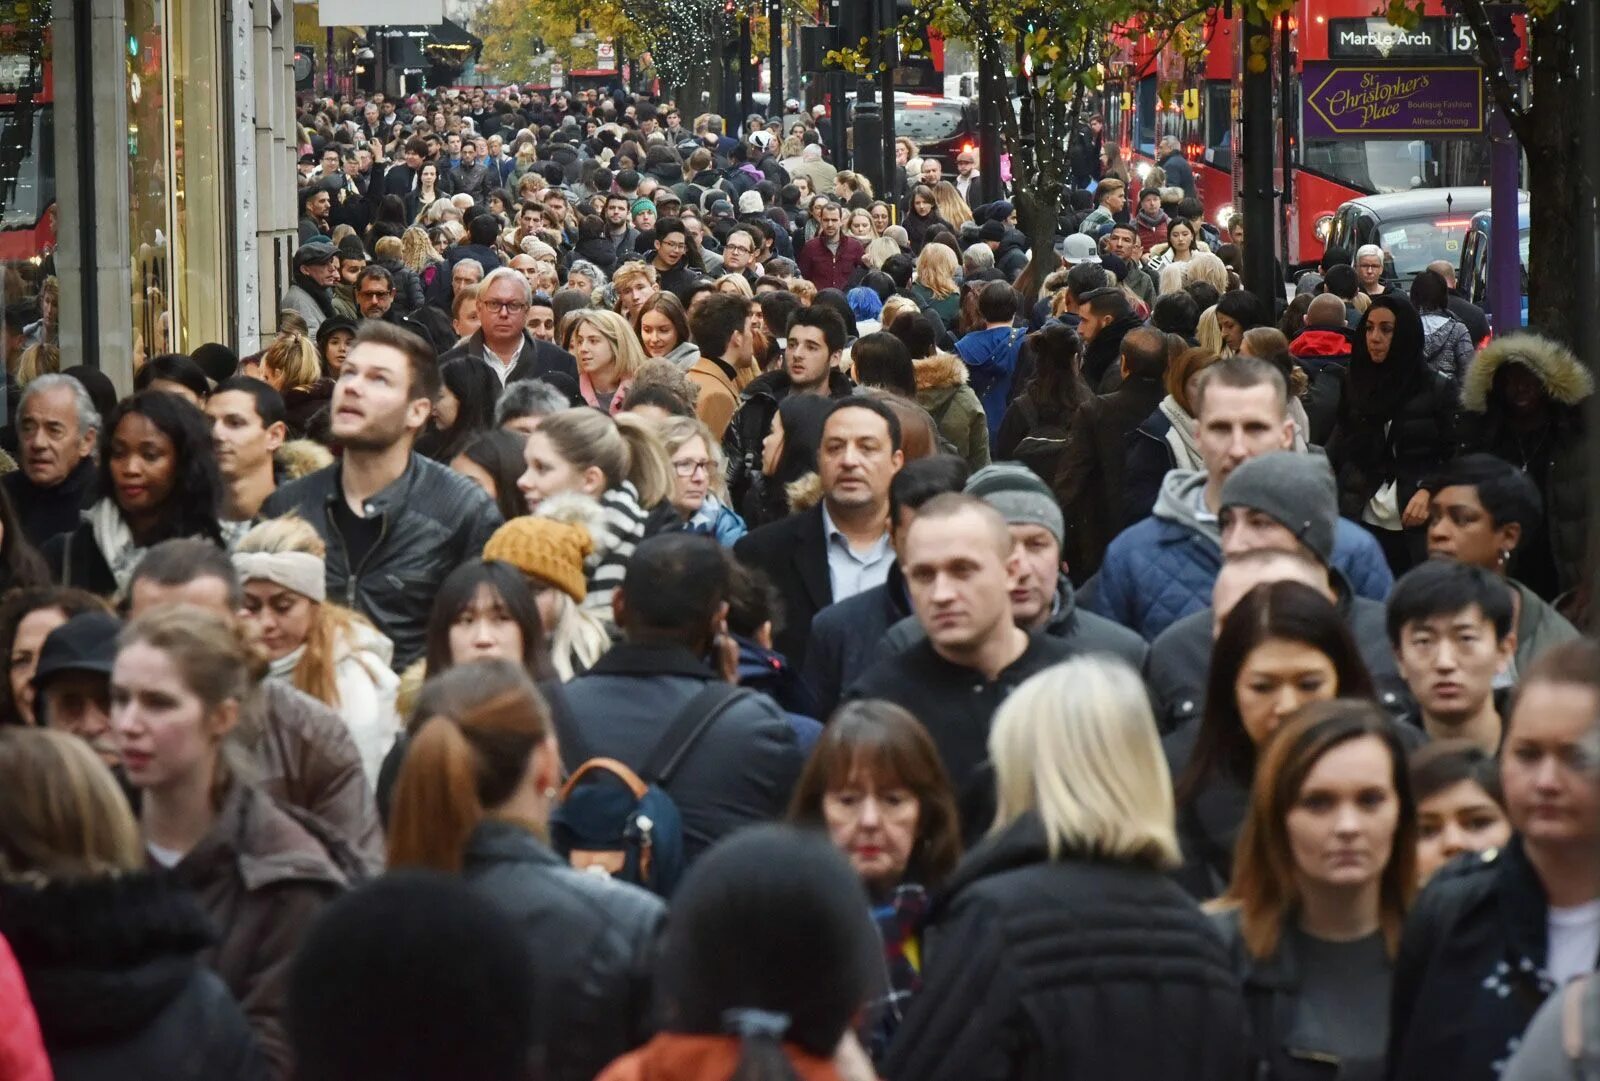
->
[655,416,746,545]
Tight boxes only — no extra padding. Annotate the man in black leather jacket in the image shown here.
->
[260,322,503,669]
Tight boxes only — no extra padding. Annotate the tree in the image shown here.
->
[472,0,642,83]
[898,0,1210,298]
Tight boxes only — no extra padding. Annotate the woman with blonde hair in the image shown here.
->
[564,308,646,414]
[0,727,263,1078]
[517,408,675,623]
[1185,251,1231,295]
[387,660,663,1081]
[715,273,754,299]
[884,656,1249,1081]
[909,242,961,325]
[260,332,333,436]
[846,207,878,243]
[863,235,901,271]
[110,607,351,1075]
[234,516,400,786]
[655,415,746,544]
[930,180,972,228]
[836,170,874,201]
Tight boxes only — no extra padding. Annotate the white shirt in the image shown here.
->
[1548,899,1600,985]
[480,336,526,385]
[147,841,185,868]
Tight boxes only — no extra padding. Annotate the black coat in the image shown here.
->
[1326,361,1455,521]
[42,520,119,596]
[438,330,579,389]
[1053,373,1166,581]
[1387,836,1598,1081]
[882,813,1250,1081]
[0,873,266,1081]
[462,820,664,1081]
[801,562,913,720]
[732,504,833,669]
[1,457,97,549]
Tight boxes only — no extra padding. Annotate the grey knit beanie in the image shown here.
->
[964,463,1064,548]
[1219,452,1338,566]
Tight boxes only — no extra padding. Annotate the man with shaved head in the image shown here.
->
[846,493,1078,825]
[1425,257,1491,342]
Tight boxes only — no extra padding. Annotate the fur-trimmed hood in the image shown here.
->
[913,351,968,392]
[534,491,619,562]
[1462,332,1593,412]
[785,471,824,512]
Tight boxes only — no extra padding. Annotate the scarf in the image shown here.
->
[1159,395,1204,471]
[87,499,153,593]
[1136,207,1167,230]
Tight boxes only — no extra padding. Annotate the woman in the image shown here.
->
[260,333,334,438]
[740,394,833,530]
[990,322,1086,475]
[787,700,962,1064]
[0,587,105,727]
[400,225,445,296]
[415,357,499,464]
[902,185,947,251]
[908,243,961,326]
[1406,269,1475,383]
[451,284,481,343]
[846,208,877,243]
[1168,580,1382,899]
[110,607,351,1076]
[930,181,972,229]
[1125,347,1220,521]
[566,309,646,414]
[884,657,1251,1081]
[870,199,894,235]
[657,416,746,545]
[43,392,224,598]
[1408,740,1510,885]
[1388,639,1600,1081]
[1215,290,1271,356]
[597,824,877,1081]
[481,514,610,681]
[234,517,399,788]
[407,162,443,223]
[518,408,675,622]
[0,727,266,1080]
[450,429,530,523]
[1239,327,1312,450]
[1457,334,1591,603]
[1147,216,1204,272]
[314,316,357,377]
[1326,294,1455,575]
[1211,701,1417,1081]
[389,660,664,1081]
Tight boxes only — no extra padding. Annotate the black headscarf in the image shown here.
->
[1348,293,1426,419]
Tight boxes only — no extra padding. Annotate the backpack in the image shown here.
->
[550,683,753,897]
[1008,396,1071,482]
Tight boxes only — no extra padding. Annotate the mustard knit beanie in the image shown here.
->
[482,517,593,603]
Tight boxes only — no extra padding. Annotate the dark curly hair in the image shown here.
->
[99,391,224,545]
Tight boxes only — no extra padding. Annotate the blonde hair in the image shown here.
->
[235,516,380,710]
[879,295,919,330]
[654,414,728,502]
[846,208,877,238]
[989,657,1179,868]
[931,181,972,227]
[0,727,144,880]
[16,342,59,386]
[566,308,647,382]
[452,284,481,321]
[400,226,440,269]
[263,332,322,390]
[611,261,658,292]
[915,243,959,299]
[715,274,754,298]
[836,171,873,198]
[536,408,674,508]
[787,278,817,304]
[1157,261,1189,297]
[373,236,403,262]
[863,236,901,270]
[1196,305,1226,355]
[1184,252,1230,294]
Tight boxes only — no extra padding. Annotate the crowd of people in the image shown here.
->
[0,81,1595,1081]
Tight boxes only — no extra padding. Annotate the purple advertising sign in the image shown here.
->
[1301,62,1484,139]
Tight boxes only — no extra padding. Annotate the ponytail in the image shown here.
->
[386,717,484,873]
[615,413,674,509]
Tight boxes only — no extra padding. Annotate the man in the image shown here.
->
[1158,134,1197,199]
[683,294,750,438]
[650,218,699,302]
[1426,258,1492,343]
[953,281,1026,447]
[735,397,903,668]
[612,262,659,323]
[438,268,577,388]
[1355,243,1389,295]
[803,455,969,718]
[1289,293,1356,364]
[482,133,515,187]
[1079,179,1126,238]
[788,143,837,200]
[122,540,384,873]
[206,376,286,539]
[495,378,572,436]
[3,374,99,546]
[1074,286,1144,391]
[298,184,333,243]
[449,138,493,203]
[719,227,759,284]
[281,241,340,337]
[1145,452,1406,727]
[919,157,943,189]
[603,193,640,261]
[1133,186,1170,254]
[559,534,802,861]
[846,494,1077,821]
[1104,223,1156,305]
[796,202,866,293]
[32,610,120,768]
[445,215,505,276]
[261,322,504,668]
[525,292,557,344]
[723,306,855,510]
[1388,559,1516,753]
[1053,327,1169,579]
[953,149,980,204]
[1089,357,1394,640]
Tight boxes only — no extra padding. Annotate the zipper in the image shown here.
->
[331,490,392,609]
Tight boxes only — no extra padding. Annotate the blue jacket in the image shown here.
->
[735,635,822,756]
[954,325,1026,446]
[1087,470,1395,640]
[686,495,747,545]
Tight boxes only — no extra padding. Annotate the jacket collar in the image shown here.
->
[323,452,423,518]
[178,782,348,892]
[464,817,563,869]
[934,812,1053,914]
[586,641,717,680]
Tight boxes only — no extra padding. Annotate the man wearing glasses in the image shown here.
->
[651,218,701,303]
[720,227,760,286]
[438,267,577,389]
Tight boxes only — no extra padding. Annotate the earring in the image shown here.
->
[1499,549,1512,566]
[542,785,558,801]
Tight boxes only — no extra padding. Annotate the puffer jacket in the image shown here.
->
[173,782,353,1079]
[1326,367,1456,524]
[913,352,989,471]
[1420,310,1476,383]
[1088,470,1394,641]
[265,619,400,791]
[462,819,664,1081]
[0,874,266,1081]
[374,257,425,314]
[259,452,504,670]
[882,813,1250,1081]
[1458,334,1593,600]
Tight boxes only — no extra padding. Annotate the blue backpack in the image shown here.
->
[550,683,752,897]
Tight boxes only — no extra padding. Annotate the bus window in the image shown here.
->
[1204,81,1231,170]
[0,106,48,231]
[1136,75,1157,155]
[1302,138,1490,195]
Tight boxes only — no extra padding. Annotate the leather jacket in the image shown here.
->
[259,453,503,669]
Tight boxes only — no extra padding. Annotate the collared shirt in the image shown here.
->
[480,335,525,385]
[821,504,894,602]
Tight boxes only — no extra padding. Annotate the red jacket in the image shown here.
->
[796,234,866,292]
[1288,326,1354,361]
[0,934,52,1081]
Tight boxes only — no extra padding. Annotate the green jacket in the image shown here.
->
[914,352,990,471]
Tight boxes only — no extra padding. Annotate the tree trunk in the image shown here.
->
[1015,186,1062,305]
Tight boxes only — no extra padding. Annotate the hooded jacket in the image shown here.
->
[1088,470,1395,640]
[954,324,1026,445]
[1459,334,1594,600]
[1420,310,1475,383]
[913,352,990,471]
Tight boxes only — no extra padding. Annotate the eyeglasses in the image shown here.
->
[484,300,530,314]
[672,458,711,477]
[724,243,753,254]
[660,239,687,251]
[358,289,393,301]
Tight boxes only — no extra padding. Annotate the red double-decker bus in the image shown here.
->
[0,20,53,264]
[1103,0,1510,270]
